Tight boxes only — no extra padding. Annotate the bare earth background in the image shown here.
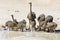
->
[0,0,60,40]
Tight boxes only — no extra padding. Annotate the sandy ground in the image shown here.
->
[0,31,59,40]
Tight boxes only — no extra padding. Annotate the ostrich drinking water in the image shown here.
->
[44,15,57,32]
[37,14,45,31]
[37,15,57,32]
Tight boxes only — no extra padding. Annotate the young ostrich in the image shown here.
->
[5,15,18,31]
[45,22,57,32]
[17,19,26,32]
[37,15,57,32]
[37,14,45,31]
[44,15,57,32]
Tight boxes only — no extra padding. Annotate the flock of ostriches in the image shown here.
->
[2,2,57,32]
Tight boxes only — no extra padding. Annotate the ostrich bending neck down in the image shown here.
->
[27,2,36,31]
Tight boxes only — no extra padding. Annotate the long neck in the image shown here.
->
[29,2,32,14]
[11,15,15,21]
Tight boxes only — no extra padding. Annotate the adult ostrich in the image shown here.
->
[27,2,36,31]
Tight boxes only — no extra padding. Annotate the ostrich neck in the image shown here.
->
[11,15,15,21]
[30,3,32,14]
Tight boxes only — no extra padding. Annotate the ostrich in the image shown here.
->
[44,15,57,32]
[27,2,36,31]
[45,15,53,23]
[37,15,57,32]
[5,15,18,31]
[45,22,57,32]
[37,14,45,31]
[17,19,26,32]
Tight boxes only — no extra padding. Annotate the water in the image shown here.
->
[0,31,60,40]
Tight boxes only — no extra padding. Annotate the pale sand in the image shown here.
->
[0,31,59,40]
